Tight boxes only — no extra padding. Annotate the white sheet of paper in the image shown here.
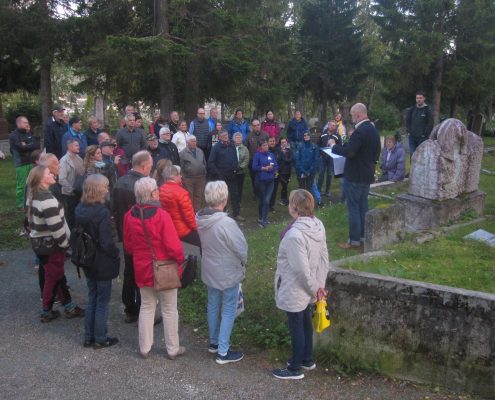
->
[321,147,345,175]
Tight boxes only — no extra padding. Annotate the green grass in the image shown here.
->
[345,219,495,293]
[0,158,29,250]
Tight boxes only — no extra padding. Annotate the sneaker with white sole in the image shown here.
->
[215,350,244,364]
[287,360,316,370]
[272,368,304,380]
[208,344,218,354]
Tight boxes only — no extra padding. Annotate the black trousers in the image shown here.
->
[219,174,240,217]
[122,252,141,316]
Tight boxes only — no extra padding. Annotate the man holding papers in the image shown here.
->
[329,103,381,251]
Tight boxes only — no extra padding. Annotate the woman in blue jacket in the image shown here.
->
[252,139,278,228]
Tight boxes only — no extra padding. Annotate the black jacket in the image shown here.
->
[9,128,40,167]
[44,118,67,159]
[274,145,293,175]
[319,131,341,159]
[207,141,238,180]
[113,169,145,241]
[331,120,381,184]
[158,141,180,165]
[406,105,434,138]
[74,203,120,281]
[85,128,101,146]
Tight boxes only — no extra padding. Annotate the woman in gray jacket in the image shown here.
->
[197,180,248,365]
[272,189,329,380]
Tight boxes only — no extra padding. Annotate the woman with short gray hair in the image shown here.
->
[196,180,248,364]
[124,177,185,359]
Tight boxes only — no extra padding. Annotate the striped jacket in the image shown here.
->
[29,189,70,249]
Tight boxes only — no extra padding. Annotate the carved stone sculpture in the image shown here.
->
[409,118,483,200]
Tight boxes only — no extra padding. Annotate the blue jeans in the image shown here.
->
[286,304,314,372]
[256,179,274,224]
[344,180,370,245]
[84,278,112,343]
[317,157,333,194]
[207,284,239,355]
[408,135,427,158]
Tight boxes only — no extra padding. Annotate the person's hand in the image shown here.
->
[329,138,336,146]
[316,288,328,300]
[114,155,121,165]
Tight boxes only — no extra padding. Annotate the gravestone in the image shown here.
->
[397,118,485,231]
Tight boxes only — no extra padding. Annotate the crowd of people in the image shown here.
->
[7,94,433,379]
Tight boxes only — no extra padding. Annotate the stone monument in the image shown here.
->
[397,118,485,231]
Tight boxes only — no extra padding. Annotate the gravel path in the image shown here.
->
[0,249,481,400]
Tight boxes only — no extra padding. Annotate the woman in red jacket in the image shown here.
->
[123,177,185,359]
[159,165,201,248]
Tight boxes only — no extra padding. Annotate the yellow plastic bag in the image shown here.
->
[312,299,331,333]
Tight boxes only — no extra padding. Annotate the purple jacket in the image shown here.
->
[380,143,406,181]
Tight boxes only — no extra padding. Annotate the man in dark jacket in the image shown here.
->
[208,130,240,218]
[406,90,434,158]
[9,116,40,209]
[113,151,153,323]
[85,116,101,146]
[43,104,67,159]
[330,103,381,250]
[157,128,180,165]
[286,111,308,150]
[116,113,146,160]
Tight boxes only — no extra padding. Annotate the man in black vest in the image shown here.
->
[189,107,210,155]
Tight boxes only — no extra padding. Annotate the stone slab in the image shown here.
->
[396,191,486,231]
[464,229,495,247]
[318,267,495,398]
[364,203,405,252]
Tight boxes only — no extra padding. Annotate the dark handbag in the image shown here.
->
[139,207,181,291]
[31,236,57,255]
[180,255,197,289]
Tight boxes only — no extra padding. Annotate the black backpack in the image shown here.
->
[70,223,97,278]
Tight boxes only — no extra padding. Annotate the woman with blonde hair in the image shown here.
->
[124,177,185,359]
[272,189,329,379]
[26,165,84,322]
[75,174,120,349]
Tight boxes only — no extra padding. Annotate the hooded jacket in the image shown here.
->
[74,203,120,281]
[196,208,248,290]
[295,140,319,176]
[275,216,329,312]
[159,180,197,238]
[286,117,308,143]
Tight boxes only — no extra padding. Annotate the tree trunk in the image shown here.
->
[319,97,327,130]
[184,56,200,120]
[431,54,443,125]
[40,61,52,130]
[156,0,174,116]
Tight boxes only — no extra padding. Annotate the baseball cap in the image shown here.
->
[146,134,158,141]
[53,104,65,112]
[100,141,116,148]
